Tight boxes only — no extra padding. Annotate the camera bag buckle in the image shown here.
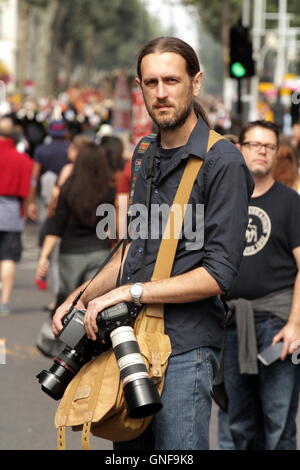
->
[150,351,162,378]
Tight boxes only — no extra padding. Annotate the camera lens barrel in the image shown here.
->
[110,326,162,419]
[36,347,91,400]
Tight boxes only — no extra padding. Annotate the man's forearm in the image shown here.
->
[272,269,300,359]
[140,266,223,304]
[83,265,224,340]
[288,270,300,325]
[27,162,41,204]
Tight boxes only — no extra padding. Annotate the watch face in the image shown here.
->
[131,284,142,297]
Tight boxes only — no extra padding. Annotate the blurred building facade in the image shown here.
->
[0,0,18,90]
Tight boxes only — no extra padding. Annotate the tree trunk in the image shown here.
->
[82,28,96,86]
[33,0,60,97]
[49,2,71,94]
[221,0,231,84]
[16,1,30,94]
[62,41,75,89]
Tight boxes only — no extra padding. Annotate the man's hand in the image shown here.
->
[84,285,131,341]
[26,201,38,221]
[272,321,300,360]
[36,257,49,280]
[52,298,86,336]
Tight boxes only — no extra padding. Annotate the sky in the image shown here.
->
[144,0,199,53]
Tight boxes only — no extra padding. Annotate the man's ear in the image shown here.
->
[135,77,141,88]
[192,71,203,97]
[236,143,241,150]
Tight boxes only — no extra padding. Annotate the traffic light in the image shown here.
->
[229,22,255,79]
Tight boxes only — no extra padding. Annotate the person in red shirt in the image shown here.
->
[0,116,33,315]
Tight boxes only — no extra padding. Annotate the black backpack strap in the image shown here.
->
[128,133,157,207]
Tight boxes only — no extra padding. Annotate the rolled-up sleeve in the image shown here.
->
[202,149,254,293]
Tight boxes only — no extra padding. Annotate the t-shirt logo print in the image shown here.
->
[244,206,271,256]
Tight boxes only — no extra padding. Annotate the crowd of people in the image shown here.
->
[1,35,300,450]
[0,112,126,316]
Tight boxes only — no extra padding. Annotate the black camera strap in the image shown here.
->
[115,142,156,287]
[140,143,156,283]
[67,237,126,314]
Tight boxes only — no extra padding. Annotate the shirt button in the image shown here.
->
[127,276,131,280]
[138,248,143,253]
[154,189,159,194]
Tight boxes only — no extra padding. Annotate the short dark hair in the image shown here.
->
[136,36,210,128]
[239,120,280,147]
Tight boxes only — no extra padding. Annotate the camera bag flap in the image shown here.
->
[55,130,223,449]
[55,309,172,445]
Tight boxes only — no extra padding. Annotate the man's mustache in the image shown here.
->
[153,101,173,109]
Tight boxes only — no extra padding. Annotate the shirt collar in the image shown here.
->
[154,116,211,161]
[185,116,210,160]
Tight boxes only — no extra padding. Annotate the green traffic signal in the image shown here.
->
[231,62,246,78]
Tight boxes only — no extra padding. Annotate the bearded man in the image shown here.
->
[53,37,253,450]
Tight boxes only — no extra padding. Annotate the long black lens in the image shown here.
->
[110,326,162,418]
[124,378,162,419]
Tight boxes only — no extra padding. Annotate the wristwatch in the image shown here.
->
[129,283,143,306]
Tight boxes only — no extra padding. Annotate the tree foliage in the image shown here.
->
[20,0,162,95]
[182,0,241,41]
[56,0,160,71]
[181,0,300,95]
[182,0,300,42]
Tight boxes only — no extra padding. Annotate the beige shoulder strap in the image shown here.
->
[151,129,223,282]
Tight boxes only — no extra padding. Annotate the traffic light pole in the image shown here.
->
[274,0,287,87]
[249,0,265,120]
[237,78,243,117]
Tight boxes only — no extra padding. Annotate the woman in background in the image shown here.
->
[273,143,300,194]
[47,134,93,217]
[36,141,116,313]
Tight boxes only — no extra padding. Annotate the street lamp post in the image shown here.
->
[249,0,265,120]
[274,0,288,87]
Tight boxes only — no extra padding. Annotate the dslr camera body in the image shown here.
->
[60,302,135,351]
[37,301,162,419]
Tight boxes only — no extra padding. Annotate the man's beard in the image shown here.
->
[251,166,272,178]
[149,100,194,131]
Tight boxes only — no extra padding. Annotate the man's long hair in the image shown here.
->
[137,37,210,127]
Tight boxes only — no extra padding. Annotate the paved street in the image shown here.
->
[0,221,112,450]
[0,221,299,450]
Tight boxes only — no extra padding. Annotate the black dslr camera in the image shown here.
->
[37,302,162,419]
[37,302,139,400]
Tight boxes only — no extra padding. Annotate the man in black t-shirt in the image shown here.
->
[219,120,300,450]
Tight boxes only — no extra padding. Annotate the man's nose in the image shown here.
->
[156,81,168,99]
[258,144,267,154]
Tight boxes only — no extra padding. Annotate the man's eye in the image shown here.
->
[145,80,157,86]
